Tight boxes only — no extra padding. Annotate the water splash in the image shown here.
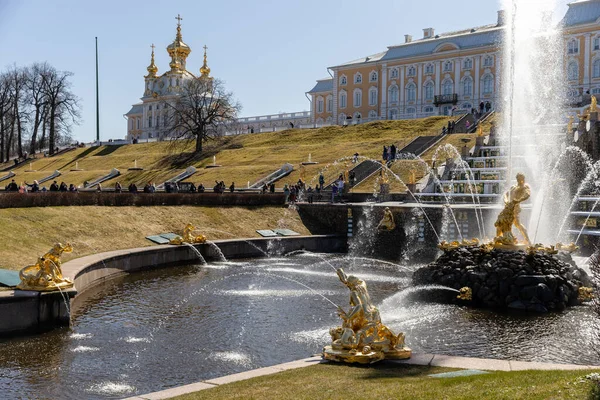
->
[207,240,227,262]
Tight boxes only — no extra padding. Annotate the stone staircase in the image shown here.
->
[323,160,383,191]
[398,135,445,157]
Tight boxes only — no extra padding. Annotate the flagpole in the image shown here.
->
[95,37,100,143]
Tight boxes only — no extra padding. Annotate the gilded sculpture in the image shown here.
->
[457,287,472,301]
[578,286,594,302]
[17,243,74,291]
[494,173,531,247]
[169,223,207,245]
[591,95,597,113]
[377,207,396,231]
[322,268,411,364]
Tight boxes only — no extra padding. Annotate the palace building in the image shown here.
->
[124,15,212,142]
[308,0,600,126]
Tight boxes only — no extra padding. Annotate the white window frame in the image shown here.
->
[443,61,453,72]
[483,55,494,67]
[406,83,416,102]
[568,61,579,81]
[369,87,378,106]
[390,68,399,79]
[595,37,600,51]
[317,96,324,113]
[340,75,347,86]
[326,95,333,112]
[339,90,347,108]
[425,63,434,74]
[424,106,434,113]
[407,66,416,77]
[353,88,362,107]
[368,110,377,119]
[424,81,434,100]
[482,74,494,94]
[442,79,453,95]
[462,77,473,96]
[389,85,399,103]
[463,58,473,69]
[369,71,378,82]
[568,39,579,55]
[354,72,362,84]
[406,107,416,114]
[594,59,600,78]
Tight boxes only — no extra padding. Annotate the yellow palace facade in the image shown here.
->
[308,1,600,125]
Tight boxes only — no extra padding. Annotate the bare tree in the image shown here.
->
[0,72,13,163]
[26,63,51,155]
[163,78,241,153]
[42,67,80,155]
[6,66,27,158]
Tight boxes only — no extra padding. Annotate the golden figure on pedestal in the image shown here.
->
[494,173,531,247]
[377,207,396,231]
[17,243,74,291]
[322,268,411,364]
[169,223,207,245]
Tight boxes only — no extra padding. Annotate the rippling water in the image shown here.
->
[0,253,598,399]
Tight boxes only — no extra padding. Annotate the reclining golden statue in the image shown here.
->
[169,223,207,245]
[17,243,74,291]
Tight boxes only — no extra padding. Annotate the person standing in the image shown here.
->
[115,182,122,193]
[229,182,235,193]
[390,144,397,161]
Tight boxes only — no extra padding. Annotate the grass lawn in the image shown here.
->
[172,363,600,400]
[0,205,309,270]
[1,117,456,192]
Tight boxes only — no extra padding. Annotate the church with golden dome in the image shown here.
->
[125,15,211,141]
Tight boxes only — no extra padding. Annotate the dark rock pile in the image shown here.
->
[412,246,592,312]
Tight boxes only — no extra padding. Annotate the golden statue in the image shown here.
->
[169,223,207,245]
[323,268,411,364]
[556,242,579,253]
[17,243,74,291]
[438,240,461,251]
[477,124,484,137]
[591,95,597,113]
[494,173,531,247]
[377,207,396,231]
[578,107,590,121]
[457,287,472,301]
[567,115,574,134]
[578,287,594,302]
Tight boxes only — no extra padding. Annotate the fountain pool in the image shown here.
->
[0,253,598,399]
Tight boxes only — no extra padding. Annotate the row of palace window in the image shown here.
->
[567,37,600,55]
[339,56,495,86]
[567,59,600,80]
[326,75,494,111]
[323,101,483,124]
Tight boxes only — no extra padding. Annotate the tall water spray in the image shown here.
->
[500,0,565,243]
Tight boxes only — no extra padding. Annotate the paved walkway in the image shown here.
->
[123,353,599,400]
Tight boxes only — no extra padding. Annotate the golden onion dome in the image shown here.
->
[167,23,191,60]
[146,44,158,77]
[200,45,211,78]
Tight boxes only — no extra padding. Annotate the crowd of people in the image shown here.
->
[4,179,78,193]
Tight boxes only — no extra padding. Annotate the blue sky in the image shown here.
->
[0,0,571,143]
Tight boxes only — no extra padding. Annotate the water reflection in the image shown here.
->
[0,253,597,399]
